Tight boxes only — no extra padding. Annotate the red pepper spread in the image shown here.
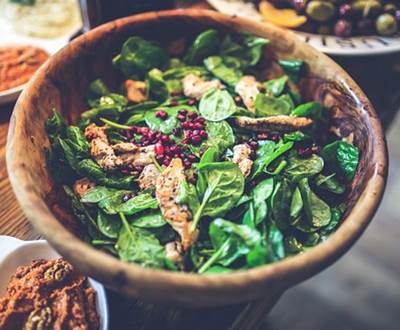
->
[0,258,100,330]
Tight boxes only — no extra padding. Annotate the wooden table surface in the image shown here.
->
[1,2,400,329]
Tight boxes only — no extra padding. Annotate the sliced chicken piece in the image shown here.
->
[138,164,160,191]
[125,79,147,103]
[165,241,183,264]
[85,124,119,170]
[182,73,222,100]
[155,158,194,250]
[113,143,156,167]
[235,115,313,133]
[73,178,96,198]
[235,76,261,113]
[233,144,253,178]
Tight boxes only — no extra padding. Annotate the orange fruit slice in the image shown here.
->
[259,1,307,28]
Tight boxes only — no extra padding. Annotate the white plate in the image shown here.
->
[207,0,400,56]
[0,236,109,330]
[0,2,82,106]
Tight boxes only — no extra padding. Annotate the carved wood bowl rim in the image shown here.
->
[6,9,388,307]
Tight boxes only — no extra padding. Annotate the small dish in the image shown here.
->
[0,236,109,330]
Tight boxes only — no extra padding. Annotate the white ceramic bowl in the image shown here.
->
[0,236,109,330]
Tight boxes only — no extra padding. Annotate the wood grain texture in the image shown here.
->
[5,9,387,308]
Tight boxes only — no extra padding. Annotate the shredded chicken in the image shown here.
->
[125,79,147,103]
[165,242,183,264]
[85,123,155,170]
[235,76,261,113]
[73,178,96,198]
[235,115,313,133]
[113,143,155,167]
[182,73,222,100]
[138,164,160,191]
[233,144,253,177]
[155,158,194,250]
[84,123,119,170]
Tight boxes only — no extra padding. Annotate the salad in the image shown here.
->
[45,29,360,274]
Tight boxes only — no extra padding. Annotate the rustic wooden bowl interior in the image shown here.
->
[6,10,387,308]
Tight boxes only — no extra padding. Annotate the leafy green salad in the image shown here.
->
[45,29,360,274]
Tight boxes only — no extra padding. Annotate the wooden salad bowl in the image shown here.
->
[6,9,387,308]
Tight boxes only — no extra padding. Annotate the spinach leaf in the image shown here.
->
[291,102,322,120]
[147,68,169,102]
[176,181,200,215]
[252,140,294,179]
[284,154,324,182]
[204,56,241,86]
[271,179,293,229]
[163,65,208,80]
[242,201,256,228]
[298,178,331,227]
[81,186,117,203]
[192,162,245,230]
[205,120,235,152]
[284,236,303,254]
[315,173,346,194]
[116,213,165,268]
[278,59,304,82]
[268,224,285,261]
[66,126,89,155]
[204,266,232,274]
[252,178,274,225]
[131,212,166,228]
[196,147,218,197]
[199,89,237,122]
[290,187,303,219]
[264,75,288,97]
[321,203,345,237]
[87,79,110,106]
[198,218,261,272]
[246,243,269,267]
[255,93,292,117]
[185,29,220,64]
[46,109,66,137]
[97,210,121,239]
[320,141,360,182]
[283,131,311,143]
[117,193,158,216]
[115,36,169,78]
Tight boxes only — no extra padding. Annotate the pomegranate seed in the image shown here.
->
[137,127,149,135]
[191,136,202,145]
[172,127,182,136]
[188,112,198,119]
[257,133,269,140]
[182,138,189,145]
[122,193,134,202]
[234,96,242,104]
[193,123,204,130]
[171,91,181,97]
[183,160,192,169]
[169,99,178,107]
[250,150,256,160]
[163,159,171,166]
[164,146,171,154]
[187,99,197,106]
[134,165,144,173]
[181,122,190,129]
[178,109,188,116]
[199,130,208,139]
[177,114,186,122]
[195,117,205,124]
[156,154,164,162]
[156,110,168,120]
[121,168,130,175]
[188,122,195,130]
[250,180,257,187]
[156,132,162,140]
[142,140,150,146]
[179,153,185,159]
[187,154,197,162]
[270,134,280,142]
[161,135,170,145]
[126,130,132,139]
[192,130,200,136]
[155,143,164,155]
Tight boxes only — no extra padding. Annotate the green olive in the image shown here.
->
[306,1,336,23]
[375,13,398,36]
[351,0,382,17]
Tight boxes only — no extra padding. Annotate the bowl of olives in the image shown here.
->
[207,0,400,55]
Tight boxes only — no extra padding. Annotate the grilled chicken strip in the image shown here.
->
[138,164,160,191]
[125,79,147,103]
[235,76,261,113]
[182,73,222,100]
[155,158,194,250]
[235,115,313,133]
[85,123,119,170]
[85,124,155,170]
[73,178,96,198]
[232,144,253,178]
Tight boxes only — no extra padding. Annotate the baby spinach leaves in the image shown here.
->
[205,120,235,153]
[204,56,242,86]
[255,93,293,117]
[264,75,288,97]
[185,29,220,64]
[147,68,169,102]
[284,154,324,182]
[278,59,304,82]
[199,89,237,121]
[191,162,245,230]
[291,101,323,120]
[114,36,169,78]
[321,141,360,181]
